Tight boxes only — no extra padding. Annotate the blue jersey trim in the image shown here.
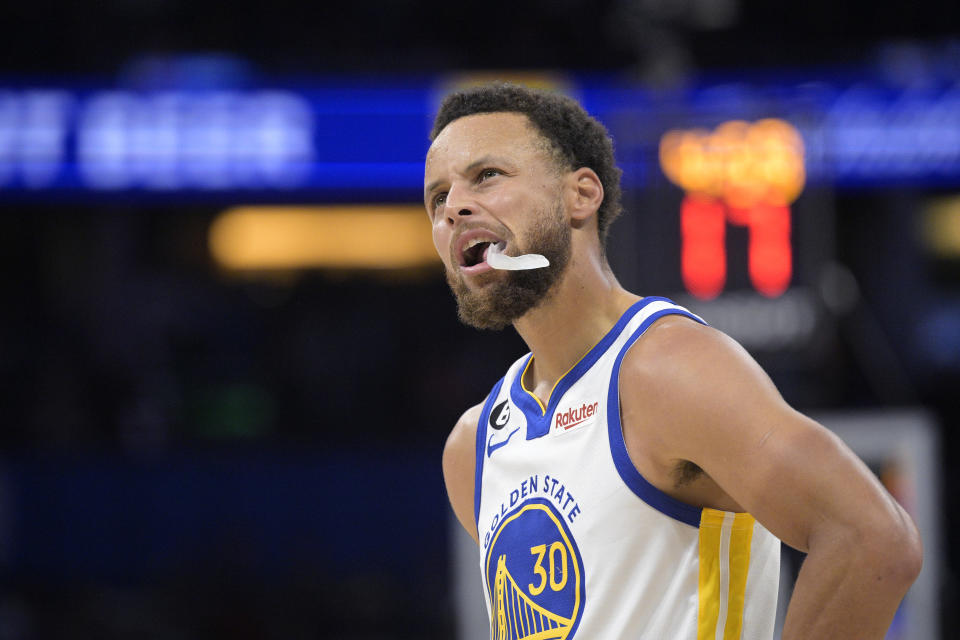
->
[474,377,505,533]
[606,306,708,528]
[511,297,677,439]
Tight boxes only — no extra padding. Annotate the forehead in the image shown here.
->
[425,112,548,174]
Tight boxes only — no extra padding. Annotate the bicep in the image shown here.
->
[626,321,902,553]
[443,403,483,545]
[712,406,896,552]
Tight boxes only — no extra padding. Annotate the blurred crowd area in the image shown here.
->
[0,206,523,637]
[1,207,520,451]
[1,0,960,638]
[0,191,554,637]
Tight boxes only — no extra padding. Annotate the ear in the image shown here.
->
[566,167,604,224]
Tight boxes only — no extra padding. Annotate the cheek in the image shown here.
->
[432,223,452,264]
[482,191,531,235]
[487,189,523,212]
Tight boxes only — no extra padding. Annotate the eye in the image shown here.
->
[478,168,501,182]
[432,192,447,210]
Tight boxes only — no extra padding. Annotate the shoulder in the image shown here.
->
[618,309,922,561]
[620,311,778,406]
[443,403,483,472]
[617,312,785,477]
[442,403,484,545]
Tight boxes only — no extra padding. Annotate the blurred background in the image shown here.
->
[0,0,958,638]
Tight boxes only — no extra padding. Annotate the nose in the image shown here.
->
[443,184,474,225]
[448,208,472,225]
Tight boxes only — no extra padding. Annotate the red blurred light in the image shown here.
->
[681,196,792,300]
[681,196,726,300]
[747,203,792,298]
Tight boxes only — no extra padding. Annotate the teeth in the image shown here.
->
[465,237,496,249]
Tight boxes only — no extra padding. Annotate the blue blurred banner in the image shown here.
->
[0,449,447,582]
[0,76,959,201]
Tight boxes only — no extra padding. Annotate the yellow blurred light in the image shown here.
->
[209,205,439,271]
[658,118,806,207]
[923,197,960,257]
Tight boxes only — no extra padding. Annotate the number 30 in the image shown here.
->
[528,542,568,596]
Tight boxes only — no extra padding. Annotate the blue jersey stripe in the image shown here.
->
[511,297,680,439]
[606,306,708,528]
[474,377,505,533]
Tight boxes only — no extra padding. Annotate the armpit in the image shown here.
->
[673,460,704,487]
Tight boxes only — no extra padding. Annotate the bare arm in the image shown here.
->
[443,403,484,546]
[620,317,923,639]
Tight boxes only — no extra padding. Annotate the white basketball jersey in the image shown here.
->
[474,297,780,640]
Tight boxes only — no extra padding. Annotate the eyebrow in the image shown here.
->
[424,155,511,199]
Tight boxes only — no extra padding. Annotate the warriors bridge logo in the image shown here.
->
[484,498,585,640]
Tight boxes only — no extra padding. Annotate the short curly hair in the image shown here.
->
[430,83,624,247]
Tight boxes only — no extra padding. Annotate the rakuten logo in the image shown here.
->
[554,401,599,431]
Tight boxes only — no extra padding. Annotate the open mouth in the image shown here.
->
[458,235,504,268]
[462,240,492,267]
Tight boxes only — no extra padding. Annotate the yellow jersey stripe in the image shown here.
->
[697,509,726,639]
[723,513,755,639]
[519,345,598,416]
[520,356,548,414]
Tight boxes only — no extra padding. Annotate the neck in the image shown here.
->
[513,248,639,399]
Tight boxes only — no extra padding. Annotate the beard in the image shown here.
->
[446,199,572,330]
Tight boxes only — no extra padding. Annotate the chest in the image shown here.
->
[478,376,622,553]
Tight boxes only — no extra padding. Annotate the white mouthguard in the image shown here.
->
[486,242,550,271]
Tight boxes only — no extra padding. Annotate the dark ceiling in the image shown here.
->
[3,0,958,77]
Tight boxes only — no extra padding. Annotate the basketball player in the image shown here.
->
[426,84,921,639]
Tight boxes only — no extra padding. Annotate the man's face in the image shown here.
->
[424,112,572,329]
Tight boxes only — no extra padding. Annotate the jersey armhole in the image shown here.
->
[606,307,708,528]
[474,377,505,536]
